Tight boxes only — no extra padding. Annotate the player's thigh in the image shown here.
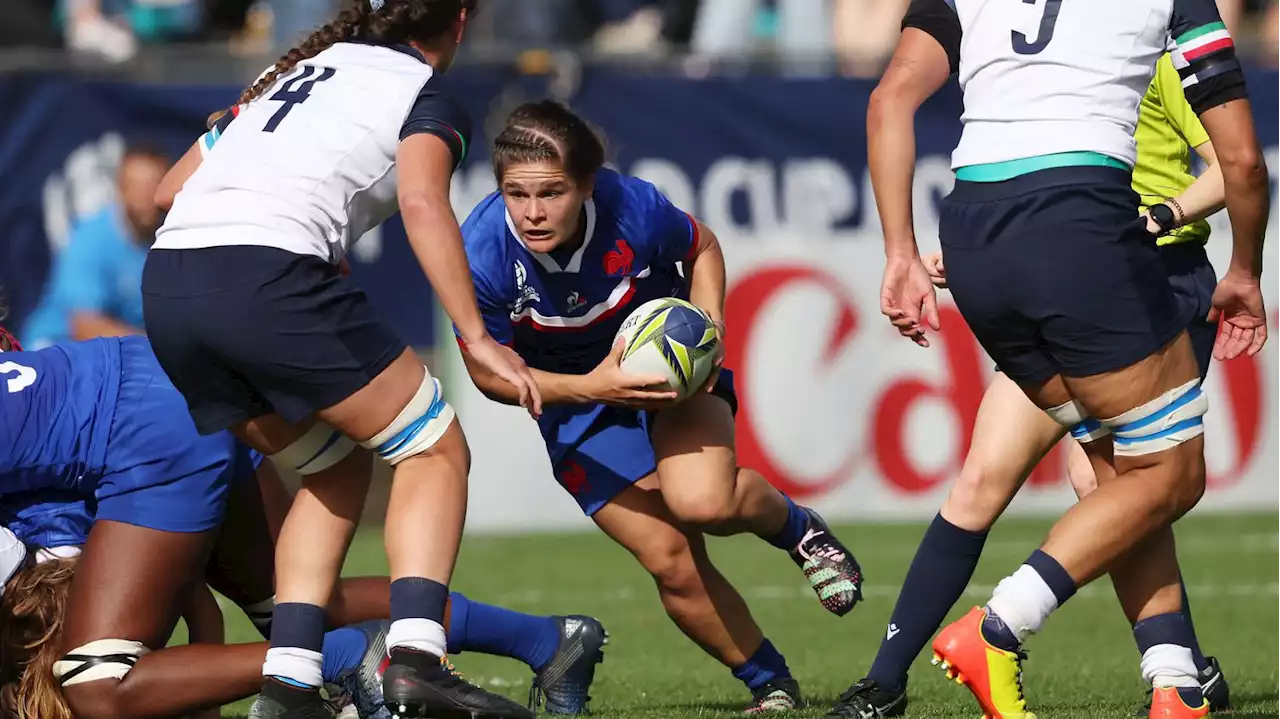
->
[592,475,701,583]
[942,371,1066,530]
[650,377,740,513]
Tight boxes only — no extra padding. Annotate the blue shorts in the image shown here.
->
[1,494,93,549]
[544,369,738,515]
[941,166,1195,384]
[90,338,261,533]
[142,246,406,434]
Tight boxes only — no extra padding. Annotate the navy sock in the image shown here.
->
[1026,549,1077,605]
[320,626,371,684]
[1135,612,1205,701]
[731,639,791,691]
[980,611,1022,653]
[1178,575,1210,673]
[766,496,809,550]
[446,592,562,671]
[266,602,327,690]
[390,577,450,623]
[867,514,988,690]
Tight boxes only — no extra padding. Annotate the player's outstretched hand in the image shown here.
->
[468,336,544,418]
[922,252,948,288]
[880,255,942,347]
[588,339,681,411]
[1208,271,1269,360]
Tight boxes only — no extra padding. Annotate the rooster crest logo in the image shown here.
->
[603,239,634,277]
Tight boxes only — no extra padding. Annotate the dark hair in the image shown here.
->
[492,100,606,184]
[0,558,77,719]
[208,0,475,128]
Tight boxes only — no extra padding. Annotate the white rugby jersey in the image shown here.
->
[902,0,1246,170]
[154,41,470,263]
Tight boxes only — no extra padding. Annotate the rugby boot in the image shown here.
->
[527,615,608,715]
[329,620,392,719]
[744,677,802,713]
[1136,656,1230,716]
[1147,687,1209,719]
[824,678,907,718]
[930,607,1035,719]
[789,508,863,616]
[383,647,533,719]
[249,679,338,719]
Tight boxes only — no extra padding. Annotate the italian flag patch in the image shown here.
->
[1176,22,1234,63]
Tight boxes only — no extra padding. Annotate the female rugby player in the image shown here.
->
[141,2,541,718]
[826,49,1234,719]
[453,100,865,713]
[0,332,601,719]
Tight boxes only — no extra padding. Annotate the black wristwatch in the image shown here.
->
[1148,202,1178,236]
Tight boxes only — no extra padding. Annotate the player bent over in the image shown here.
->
[827,43,1236,719]
[454,100,865,713]
[870,0,1268,717]
[142,1,542,718]
[0,333,603,718]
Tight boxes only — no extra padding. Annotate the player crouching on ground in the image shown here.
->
[453,99,865,713]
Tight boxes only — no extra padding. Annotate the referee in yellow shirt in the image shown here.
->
[823,53,1229,719]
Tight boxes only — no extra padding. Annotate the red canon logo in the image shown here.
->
[725,263,1271,499]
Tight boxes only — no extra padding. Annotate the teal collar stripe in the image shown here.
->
[955,151,1130,182]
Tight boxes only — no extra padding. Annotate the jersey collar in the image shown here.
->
[506,198,597,274]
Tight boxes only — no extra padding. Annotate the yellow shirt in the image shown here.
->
[1132,54,1212,246]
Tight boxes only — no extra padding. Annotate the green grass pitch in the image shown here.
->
[215,512,1278,718]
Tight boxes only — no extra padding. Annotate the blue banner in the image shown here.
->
[1,67,1275,347]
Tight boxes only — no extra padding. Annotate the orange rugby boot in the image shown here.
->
[931,607,1035,719]
[1148,687,1210,719]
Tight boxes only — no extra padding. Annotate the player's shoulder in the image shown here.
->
[592,168,676,235]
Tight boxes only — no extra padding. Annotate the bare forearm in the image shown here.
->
[687,228,726,325]
[867,94,921,260]
[467,360,594,407]
[403,200,488,342]
[1222,160,1269,277]
[1166,162,1224,225]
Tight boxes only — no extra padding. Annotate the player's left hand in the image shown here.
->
[1208,270,1268,360]
[880,255,942,348]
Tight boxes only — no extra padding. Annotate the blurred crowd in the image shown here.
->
[5,0,1277,75]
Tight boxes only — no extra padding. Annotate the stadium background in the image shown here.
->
[0,2,1277,715]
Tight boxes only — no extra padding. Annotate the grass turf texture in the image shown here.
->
[210,512,1278,718]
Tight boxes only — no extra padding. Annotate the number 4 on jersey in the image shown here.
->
[264,65,337,133]
[1013,0,1062,55]
[0,361,37,393]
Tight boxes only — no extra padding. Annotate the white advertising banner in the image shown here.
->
[444,229,1279,533]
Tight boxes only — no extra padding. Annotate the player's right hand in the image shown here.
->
[467,335,544,418]
[1208,270,1268,360]
[880,255,942,348]
[923,252,948,288]
[587,339,680,411]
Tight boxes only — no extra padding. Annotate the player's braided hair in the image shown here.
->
[492,100,606,183]
[208,0,475,129]
[0,558,77,719]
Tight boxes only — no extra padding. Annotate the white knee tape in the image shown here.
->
[1068,417,1112,444]
[1044,399,1090,428]
[361,368,455,465]
[271,422,357,476]
[1104,379,1208,457]
[54,639,149,686]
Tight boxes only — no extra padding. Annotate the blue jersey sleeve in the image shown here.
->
[627,177,697,267]
[400,74,472,170]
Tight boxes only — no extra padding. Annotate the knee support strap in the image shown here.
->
[1047,399,1112,444]
[271,422,357,476]
[361,369,455,465]
[1103,379,1208,457]
[53,639,149,686]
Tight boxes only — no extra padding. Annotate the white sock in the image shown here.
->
[387,618,448,658]
[262,646,323,688]
[1141,644,1200,688]
[986,564,1060,642]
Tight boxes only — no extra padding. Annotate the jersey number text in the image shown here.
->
[263,65,338,133]
[1012,0,1062,55]
[0,361,37,393]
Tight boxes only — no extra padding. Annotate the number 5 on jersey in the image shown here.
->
[1013,0,1062,54]
[0,361,37,393]
[264,65,338,133]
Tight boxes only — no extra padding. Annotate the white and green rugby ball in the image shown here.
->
[615,297,720,402]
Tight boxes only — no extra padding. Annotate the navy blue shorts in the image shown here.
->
[940,167,1197,384]
[543,369,738,515]
[142,246,407,434]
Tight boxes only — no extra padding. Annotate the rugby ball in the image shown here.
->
[614,298,720,402]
